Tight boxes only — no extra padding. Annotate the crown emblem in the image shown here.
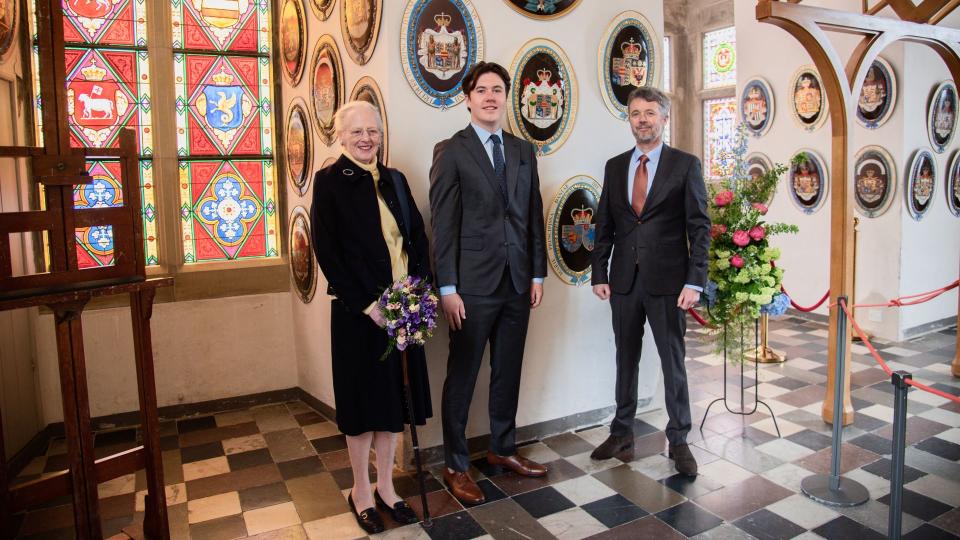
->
[621,38,641,59]
[434,12,452,27]
[537,69,552,82]
[81,60,107,81]
[570,206,593,224]
[212,67,235,86]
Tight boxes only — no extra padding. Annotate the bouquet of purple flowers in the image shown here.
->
[377,275,439,361]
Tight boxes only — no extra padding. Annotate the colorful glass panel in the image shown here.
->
[174,54,272,156]
[662,36,671,92]
[174,0,280,265]
[703,97,737,180]
[172,0,269,53]
[31,0,158,268]
[179,160,278,262]
[63,0,148,47]
[65,47,153,153]
[703,26,735,89]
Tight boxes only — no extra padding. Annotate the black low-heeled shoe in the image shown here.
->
[374,489,420,524]
[348,491,385,534]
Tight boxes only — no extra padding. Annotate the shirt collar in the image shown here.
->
[632,142,664,164]
[471,122,503,144]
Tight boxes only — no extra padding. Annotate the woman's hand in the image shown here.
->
[369,309,387,328]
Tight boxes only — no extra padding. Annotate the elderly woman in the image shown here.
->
[310,100,432,534]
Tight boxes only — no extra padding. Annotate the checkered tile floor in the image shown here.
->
[10,317,960,539]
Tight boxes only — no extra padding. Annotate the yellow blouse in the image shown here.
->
[344,154,408,314]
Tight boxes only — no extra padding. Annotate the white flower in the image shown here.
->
[409,303,420,313]
[414,331,423,341]
[397,335,407,346]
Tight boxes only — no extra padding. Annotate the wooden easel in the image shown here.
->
[0,0,171,537]
[757,0,960,424]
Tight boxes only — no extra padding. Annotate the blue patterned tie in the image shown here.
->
[490,134,508,203]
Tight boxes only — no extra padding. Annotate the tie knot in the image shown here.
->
[490,134,502,146]
[639,154,649,165]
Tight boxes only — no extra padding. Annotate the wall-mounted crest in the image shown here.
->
[546,175,601,286]
[507,38,577,156]
[597,11,659,120]
[400,0,484,109]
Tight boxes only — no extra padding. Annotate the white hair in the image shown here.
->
[334,100,383,138]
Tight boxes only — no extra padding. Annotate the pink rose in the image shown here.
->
[714,191,734,207]
[730,255,745,268]
[749,226,766,242]
[752,202,768,215]
[732,230,750,247]
[710,224,727,239]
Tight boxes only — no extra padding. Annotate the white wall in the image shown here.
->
[735,0,958,340]
[898,42,960,336]
[288,0,667,448]
[35,293,298,424]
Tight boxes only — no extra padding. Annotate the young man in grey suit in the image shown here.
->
[590,87,711,476]
[429,62,548,505]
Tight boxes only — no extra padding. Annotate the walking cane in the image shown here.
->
[401,350,432,528]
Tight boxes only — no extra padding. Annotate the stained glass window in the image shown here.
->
[703,26,736,89]
[173,0,279,263]
[30,0,158,268]
[703,97,737,180]
[662,36,671,145]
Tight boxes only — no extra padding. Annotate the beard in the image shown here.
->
[632,123,662,145]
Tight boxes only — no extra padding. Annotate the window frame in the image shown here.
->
[27,0,290,305]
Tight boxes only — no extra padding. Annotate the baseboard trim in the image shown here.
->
[903,316,957,340]
[46,387,304,438]
[6,425,53,480]
[295,388,337,421]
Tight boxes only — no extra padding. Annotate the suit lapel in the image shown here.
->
[613,149,635,217]
[505,133,521,201]
[460,125,502,199]
[641,145,677,218]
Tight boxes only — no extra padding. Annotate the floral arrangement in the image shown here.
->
[702,125,798,362]
[378,275,439,361]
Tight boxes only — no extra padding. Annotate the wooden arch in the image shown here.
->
[756,0,960,424]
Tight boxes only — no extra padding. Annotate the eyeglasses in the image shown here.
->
[347,128,381,139]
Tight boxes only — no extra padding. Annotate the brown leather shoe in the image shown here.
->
[486,452,548,477]
[590,434,633,460]
[668,444,699,476]
[443,469,485,505]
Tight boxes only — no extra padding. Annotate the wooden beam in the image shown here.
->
[764,0,960,43]
[8,447,146,513]
[758,0,960,421]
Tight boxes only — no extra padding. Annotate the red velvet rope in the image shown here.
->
[839,298,959,404]
[687,308,714,328]
[851,279,959,309]
[781,285,831,312]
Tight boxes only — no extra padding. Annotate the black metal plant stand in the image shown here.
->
[700,318,782,437]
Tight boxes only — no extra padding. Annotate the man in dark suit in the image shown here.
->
[429,62,548,504]
[590,87,711,476]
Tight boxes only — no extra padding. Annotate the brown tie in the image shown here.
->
[632,154,650,216]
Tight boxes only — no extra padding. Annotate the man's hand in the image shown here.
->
[593,284,611,300]
[441,293,467,330]
[530,282,543,308]
[368,308,387,328]
[677,287,701,310]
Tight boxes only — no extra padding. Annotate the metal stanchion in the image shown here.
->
[888,370,911,540]
[801,296,870,506]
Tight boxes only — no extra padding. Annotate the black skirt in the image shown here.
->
[330,299,433,436]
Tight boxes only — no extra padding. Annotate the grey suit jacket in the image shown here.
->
[429,125,547,296]
[591,144,711,295]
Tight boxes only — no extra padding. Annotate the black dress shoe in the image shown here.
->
[590,434,633,460]
[348,491,385,534]
[668,444,699,476]
[375,489,419,524]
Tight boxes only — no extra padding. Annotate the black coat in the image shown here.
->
[591,145,711,295]
[309,154,433,435]
[310,154,433,312]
